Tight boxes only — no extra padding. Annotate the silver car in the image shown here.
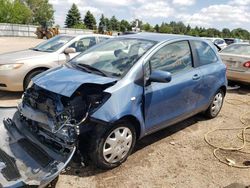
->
[0,34,112,91]
[220,43,250,84]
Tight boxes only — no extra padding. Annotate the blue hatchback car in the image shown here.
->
[0,33,227,187]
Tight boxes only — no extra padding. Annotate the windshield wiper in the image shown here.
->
[76,64,108,77]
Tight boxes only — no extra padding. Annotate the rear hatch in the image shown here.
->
[220,53,250,72]
[0,108,75,187]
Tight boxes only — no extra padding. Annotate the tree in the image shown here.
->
[120,20,131,32]
[154,24,159,33]
[142,23,154,32]
[222,28,231,38]
[110,16,120,31]
[24,0,54,25]
[65,3,82,28]
[98,14,106,33]
[104,17,112,31]
[83,10,96,30]
[231,28,250,39]
[159,22,172,33]
[0,0,32,24]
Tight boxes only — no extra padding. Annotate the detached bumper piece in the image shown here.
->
[0,149,21,181]
[0,108,76,188]
[18,138,53,168]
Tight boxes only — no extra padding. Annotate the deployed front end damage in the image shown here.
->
[0,81,114,187]
[0,108,75,187]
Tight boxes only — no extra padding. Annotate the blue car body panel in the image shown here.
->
[144,68,203,132]
[33,66,117,97]
[91,82,146,135]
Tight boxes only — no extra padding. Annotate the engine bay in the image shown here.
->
[18,84,111,154]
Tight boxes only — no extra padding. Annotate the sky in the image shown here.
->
[49,0,250,31]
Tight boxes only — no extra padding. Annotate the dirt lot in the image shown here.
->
[0,37,250,188]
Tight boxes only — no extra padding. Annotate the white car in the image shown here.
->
[203,37,227,50]
[0,34,112,91]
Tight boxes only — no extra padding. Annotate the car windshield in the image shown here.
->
[33,35,74,52]
[221,44,250,56]
[70,38,156,77]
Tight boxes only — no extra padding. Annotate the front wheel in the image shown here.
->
[89,121,136,169]
[205,89,225,118]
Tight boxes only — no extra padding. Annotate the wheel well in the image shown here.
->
[219,85,227,95]
[23,67,48,86]
[120,115,141,140]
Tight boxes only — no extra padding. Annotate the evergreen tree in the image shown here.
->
[83,10,96,30]
[98,14,106,33]
[65,3,82,28]
[154,24,159,33]
[110,16,120,31]
[104,17,112,31]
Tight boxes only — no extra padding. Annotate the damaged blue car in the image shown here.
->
[0,33,227,187]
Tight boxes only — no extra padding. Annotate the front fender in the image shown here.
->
[91,82,145,138]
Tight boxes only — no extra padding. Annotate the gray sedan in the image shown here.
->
[0,34,112,91]
[220,43,250,84]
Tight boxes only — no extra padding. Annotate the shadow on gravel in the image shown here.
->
[134,114,206,153]
[227,82,250,95]
[0,91,22,107]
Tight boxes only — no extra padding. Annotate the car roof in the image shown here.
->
[58,34,113,38]
[117,32,195,42]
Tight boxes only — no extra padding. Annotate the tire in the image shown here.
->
[24,69,45,90]
[205,89,225,119]
[89,121,136,169]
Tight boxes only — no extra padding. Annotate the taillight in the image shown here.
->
[243,61,250,68]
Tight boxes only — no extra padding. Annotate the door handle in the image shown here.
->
[192,74,200,80]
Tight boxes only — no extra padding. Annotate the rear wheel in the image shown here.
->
[24,69,45,90]
[89,121,136,169]
[205,89,224,118]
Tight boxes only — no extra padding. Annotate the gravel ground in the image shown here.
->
[0,37,250,188]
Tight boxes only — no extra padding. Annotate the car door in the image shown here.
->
[190,40,226,108]
[58,37,97,64]
[144,40,203,133]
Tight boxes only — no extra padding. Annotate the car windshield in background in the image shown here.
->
[221,44,250,56]
[33,35,74,52]
[70,38,156,77]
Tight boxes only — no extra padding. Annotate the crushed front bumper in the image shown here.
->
[0,107,76,187]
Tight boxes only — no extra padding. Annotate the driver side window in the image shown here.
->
[69,37,96,53]
[149,41,193,74]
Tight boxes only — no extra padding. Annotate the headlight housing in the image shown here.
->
[0,63,23,70]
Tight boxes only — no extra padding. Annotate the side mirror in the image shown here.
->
[149,70,172,83]
[64,47,76,54]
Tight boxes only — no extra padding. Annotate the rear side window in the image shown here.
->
[69,37,96,52]
[150,41,193,74]
[193,41,218,66]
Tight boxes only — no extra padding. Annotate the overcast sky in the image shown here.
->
[49,0,250,31]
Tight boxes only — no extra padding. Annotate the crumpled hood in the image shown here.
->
[0,49,48,64]
[33,66,118,97]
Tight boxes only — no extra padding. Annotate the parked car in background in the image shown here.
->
[203,37,227,50]
[0,34,112,91]
[0,33,227,187]
[224,38,243,45]
[220,43,250,84]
